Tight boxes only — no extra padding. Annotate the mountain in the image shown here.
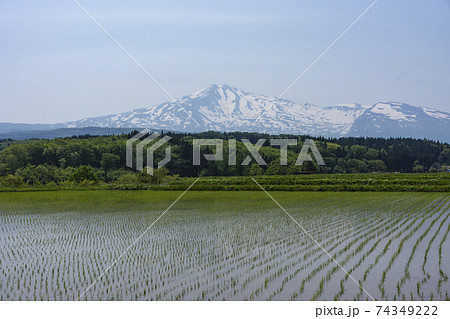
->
[349,102,450,142]
[61,84,372,137]
[3,84,450,141]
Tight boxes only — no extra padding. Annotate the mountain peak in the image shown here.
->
[188,84,237,99]
[203,83,236,90]
[217,83,232,89]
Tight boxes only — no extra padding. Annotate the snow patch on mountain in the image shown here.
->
[422,107,450,120]
[370,102,416,122]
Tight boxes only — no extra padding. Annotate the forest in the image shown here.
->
[0,131,449,187]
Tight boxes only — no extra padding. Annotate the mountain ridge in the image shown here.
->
[2,84,449,142]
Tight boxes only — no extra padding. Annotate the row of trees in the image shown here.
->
[0,131,449,185]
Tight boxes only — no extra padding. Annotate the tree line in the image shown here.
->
[0,131,449,186]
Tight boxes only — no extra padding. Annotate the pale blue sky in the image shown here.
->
[1,0,449,123]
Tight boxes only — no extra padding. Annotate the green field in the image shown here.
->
[2,173,450,192]
[1,190,449,301]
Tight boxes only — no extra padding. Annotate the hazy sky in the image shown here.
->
[1,0,449,123]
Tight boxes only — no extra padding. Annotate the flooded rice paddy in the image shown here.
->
[0,191,449,301]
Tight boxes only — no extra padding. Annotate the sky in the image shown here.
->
[1,0,449,123]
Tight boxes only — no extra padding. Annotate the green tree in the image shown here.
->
[100,153,120,181]
[152,167,169,184]
[266,161,287,175]
[366,148,379,160]
[0,144,30,173]
[137,169,152,184]
[302,161,317,172]
[412,160,424,173]
[438,148,450,165]
[349,145,367,160]
[69,165,98,183]
[333,158,347,173]
[136,167,169,184]
[367,160,387,172]
[0,163,8,176]
[249,163,263,176]
[16,164,57,185]
[346,159,368,173]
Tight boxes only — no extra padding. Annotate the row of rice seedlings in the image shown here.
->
[120,211,280,300]
[204,197,371,300]
[413,197,450,298]
[337,197,429,301]
[309,201,414,301]
[378,195,449,300]
[1,202,164,300]
[273,213,374,299]
[393,196,450,299]
[276,194,408,300]
[437,217,450,298]
[356,194,444,300]
[252,193,426,300]
[401,196,450,276]
[189,194,385,300]
[331,206,418,300]
[302,193,429,301]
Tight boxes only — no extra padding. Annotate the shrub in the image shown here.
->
[15,164,57,185]
[69,165,98,183]
[0,174,25,187]
[137,167,169,184]
[117,173,139,184]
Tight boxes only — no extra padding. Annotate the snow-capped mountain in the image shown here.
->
[3,84,446,141]
[60,84,449,141]
[349,102,450,142]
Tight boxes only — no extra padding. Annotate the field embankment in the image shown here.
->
[1,173,449,192]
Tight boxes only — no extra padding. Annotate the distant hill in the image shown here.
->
[0,127,140,140]
[0,123,56,134]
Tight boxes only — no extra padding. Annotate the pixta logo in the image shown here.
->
[193,138,325,166]
[127,130,325,175]
[126,130,171,175]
